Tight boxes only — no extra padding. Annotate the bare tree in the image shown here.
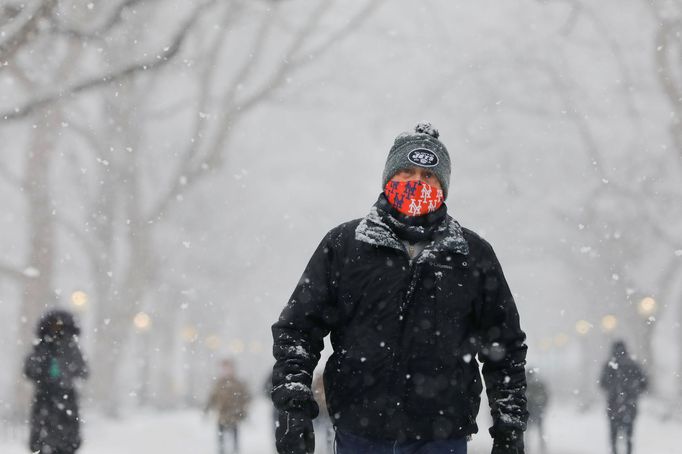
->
[647,0,682,400]
[1,0,384,415]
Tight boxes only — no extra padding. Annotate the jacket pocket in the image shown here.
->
[427,261,475,320]
[403,359,470,419]
[325,347,393,413]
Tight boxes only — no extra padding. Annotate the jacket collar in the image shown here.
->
[355,205,469,262]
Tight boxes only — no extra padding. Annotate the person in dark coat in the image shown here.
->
[525,368,549,454]
[599,340,647,454]
[271,123,528,454]
[24,309,89,454]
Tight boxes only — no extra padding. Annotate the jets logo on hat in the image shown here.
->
[407,149,439,167]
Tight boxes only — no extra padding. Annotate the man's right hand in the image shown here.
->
[275,410,315,454]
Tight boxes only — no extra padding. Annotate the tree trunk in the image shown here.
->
[153,298,180,409]
[676,285,682,401]
[11,108,59,420]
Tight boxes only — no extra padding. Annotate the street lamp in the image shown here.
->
[132,311,152,405]
[574,319,596,409]
[70,291,88,311]
[601,315,618,333]
[637,296,657,391]
[133,312,151,331]
[181,325,199,405]
[205,335,221,351]
[249,340,264,354]
[575,320,593,336]
[554,332,570,347]
[638,297,657,317]
[228,339,246,354]
[181,325,198,343]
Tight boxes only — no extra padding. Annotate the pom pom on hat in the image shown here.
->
[414,121,439,139]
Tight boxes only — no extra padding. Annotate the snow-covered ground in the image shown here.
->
[1,397,679,454]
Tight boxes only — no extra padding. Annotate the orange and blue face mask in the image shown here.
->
[384,180,444,217]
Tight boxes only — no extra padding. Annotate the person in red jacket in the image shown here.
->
[271,123,528,454]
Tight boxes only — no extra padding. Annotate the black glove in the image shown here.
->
[491,430,524,454]
[275,410,315,454]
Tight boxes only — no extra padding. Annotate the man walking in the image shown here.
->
[525,368,549,454]
[271,123,528,454]
[205,359,251,454]
[600,340,647,454]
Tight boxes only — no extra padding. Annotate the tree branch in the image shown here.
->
[145,0,242,222]
[54,0,155,41]
[299,0,384,64]
[234,1,333,115]
[145,0,381,222]
[0,0,57,65]
[56,214,102,261]
[524,58,609,181]
[0,1,213,122]
[0,262,29,281]
[0,159,22,187]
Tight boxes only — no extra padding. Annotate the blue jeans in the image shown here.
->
[335,430,467,454]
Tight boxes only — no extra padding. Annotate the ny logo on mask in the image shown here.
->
[385,180,444,217]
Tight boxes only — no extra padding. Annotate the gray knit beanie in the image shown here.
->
[381,122,451,199]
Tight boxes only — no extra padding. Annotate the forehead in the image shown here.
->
[397,166,434,173]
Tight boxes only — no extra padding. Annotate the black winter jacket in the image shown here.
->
[272,203,528,441]
[25,310,88,453]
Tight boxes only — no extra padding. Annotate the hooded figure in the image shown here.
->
[271,123,528,454]
[599,340,647,454]
[24,309,89,454]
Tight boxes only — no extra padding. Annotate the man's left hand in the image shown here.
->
[491,430,524,454]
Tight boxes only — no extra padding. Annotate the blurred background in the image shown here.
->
[0,0,681,453]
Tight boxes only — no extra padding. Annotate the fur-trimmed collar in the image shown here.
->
[355,206,469,262]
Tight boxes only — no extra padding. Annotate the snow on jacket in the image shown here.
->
[271,202,528,441]
[24,310,88,453]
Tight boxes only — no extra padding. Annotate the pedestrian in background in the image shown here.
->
[24,309,89,454]
[600,340,647,454]
[525,367,549,454]
[205,359,251,454]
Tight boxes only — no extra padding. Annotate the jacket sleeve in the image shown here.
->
[475,241,528,438]
[271,230,341,417]
[204,383,218,413]
[599,363,613,390]
[635,364,648,394]
[239,380,252,407]
[24,345,48,383]
[68,342,89,380]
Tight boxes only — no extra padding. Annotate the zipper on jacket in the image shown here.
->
[392,257,423,407]
[398,258,421,318]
